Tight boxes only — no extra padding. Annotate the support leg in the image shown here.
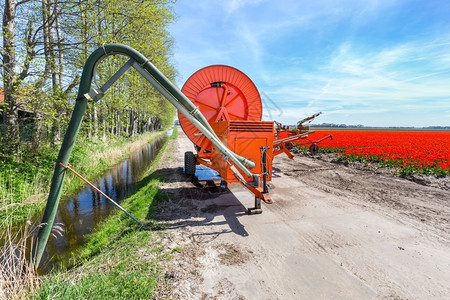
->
[248,197,262,215]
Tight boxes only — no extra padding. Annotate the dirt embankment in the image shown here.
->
[152,128,450,299]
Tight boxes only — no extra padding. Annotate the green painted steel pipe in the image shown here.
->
[97,45,254,170]
[123,46,255,170]
[130,61,256,176]
[33,46,107,265]
[33,44,257,266]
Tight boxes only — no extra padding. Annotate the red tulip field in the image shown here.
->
[308,129,450,176]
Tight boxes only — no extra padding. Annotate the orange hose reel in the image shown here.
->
[178,65,263,152]
[179,65,274,207]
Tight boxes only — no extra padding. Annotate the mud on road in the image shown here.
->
[152,128,450,299]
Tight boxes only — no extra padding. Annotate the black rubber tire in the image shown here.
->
[184,151,196,176]
[285,142,294,150]
[309,144,319,155]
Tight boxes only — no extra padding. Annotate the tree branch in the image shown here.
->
[64,74,80,95]
[16,0,33,6]
[18,20,37,82]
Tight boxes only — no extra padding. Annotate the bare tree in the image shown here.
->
[1,0,37,153]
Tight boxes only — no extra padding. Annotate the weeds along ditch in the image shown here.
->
[0,130,167,227]
[0,128,175,299]
[29,128,177,299]
[35,132,171,272]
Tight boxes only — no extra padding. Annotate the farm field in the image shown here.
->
[309,129,450,176]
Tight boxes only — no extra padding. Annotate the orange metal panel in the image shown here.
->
[211,120,274,183]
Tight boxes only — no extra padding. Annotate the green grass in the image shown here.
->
[0,145,58,226]
[34,215,165,299]
[34,230,164,299]
[0,130,166,227]
[28,127,177,299]
[294,145,345,153]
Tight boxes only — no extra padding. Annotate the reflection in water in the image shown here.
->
[36,136,167,272]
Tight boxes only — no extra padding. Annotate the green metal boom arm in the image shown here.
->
[33,44,258,266]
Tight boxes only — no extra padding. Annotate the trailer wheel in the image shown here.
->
[184,151,196,176]
[285,142,294,150]
[309,144,319,155]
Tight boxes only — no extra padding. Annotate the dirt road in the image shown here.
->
[153,128,450,299]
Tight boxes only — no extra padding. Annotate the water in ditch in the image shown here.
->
[33,134,168,272]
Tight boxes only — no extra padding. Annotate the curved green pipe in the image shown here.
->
[33,44,256,266]
[33,46,107,265]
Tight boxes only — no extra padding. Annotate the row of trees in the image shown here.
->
[1,0,177,155]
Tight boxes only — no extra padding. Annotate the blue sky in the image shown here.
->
[169,0,450,127]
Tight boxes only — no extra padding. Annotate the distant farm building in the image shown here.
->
[0,87,39,141]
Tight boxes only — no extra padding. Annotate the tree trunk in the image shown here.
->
[115,111,121,136]
[55,2,63,88]
[42,0,58,90]
[93,105,98,138]
[102,108,106,140]
[31,113,43,152]
[2,0,20,153]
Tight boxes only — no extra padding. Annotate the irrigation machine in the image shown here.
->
[34,44,331,265]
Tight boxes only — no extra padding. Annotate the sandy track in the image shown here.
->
[153,128,450,299]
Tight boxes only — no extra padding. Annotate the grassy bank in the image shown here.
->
[28,128,178,299]
[0,130,167,227]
